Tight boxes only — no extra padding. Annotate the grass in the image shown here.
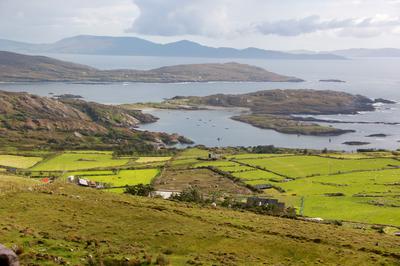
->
[232,170,286,183]
[135,157,171,163]
[0,154,42,169]
[266,169,400,225]
[225,153,293,160]
[176,148,209,159]
[155,168,252,195]
[82,169,160,188]
[30,152,131,171]
[0,176,399,265]
[238,155,400,178]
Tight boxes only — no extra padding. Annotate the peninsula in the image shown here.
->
[0,51,303,83]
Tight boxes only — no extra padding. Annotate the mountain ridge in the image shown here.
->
[0,35,344,60]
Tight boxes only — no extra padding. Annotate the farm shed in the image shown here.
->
[246,197,285,210]
[78,179,89,187]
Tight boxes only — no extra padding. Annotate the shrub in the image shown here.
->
[156,254,170,266]
[172,186,203,203]
[124,184,154,197]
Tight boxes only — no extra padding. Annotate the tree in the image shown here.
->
[172,186,203,203]
[124,184,154,196]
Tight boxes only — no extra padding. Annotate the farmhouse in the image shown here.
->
[152,190,180,199]
[246,196,285,210]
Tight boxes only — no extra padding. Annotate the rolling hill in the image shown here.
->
[0,51,303,82]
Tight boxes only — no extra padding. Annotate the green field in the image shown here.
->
[232,169,286,183]
[82,169,159,187]
[176,148,209,159]
[0,154,42,169]
[135,157,171,163]
[262,169,400,225]
[238,155,400,178]
[226,153,293,160]
[30,152,132,171]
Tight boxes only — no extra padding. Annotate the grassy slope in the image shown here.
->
[30,153,131,171]
[1,175,400,265]
[0,154,43,168]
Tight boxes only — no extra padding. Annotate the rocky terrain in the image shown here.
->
[0,51,302,82]
[0,90,190,149]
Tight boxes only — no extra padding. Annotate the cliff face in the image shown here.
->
[0,51,302,82]
[0,90,185,149]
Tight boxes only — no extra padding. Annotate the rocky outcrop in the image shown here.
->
[0,244,19,266]
[0,90,189,148]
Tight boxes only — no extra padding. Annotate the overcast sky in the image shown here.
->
[0,0,399,50]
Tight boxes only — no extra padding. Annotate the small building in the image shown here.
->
[208,153,220,160]
[246,196,285,210]
[253,184,272,190]
[78,178,89,187]
[67,176,75,183]
[152,190,180,199]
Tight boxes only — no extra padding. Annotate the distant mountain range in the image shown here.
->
[0,35,344,60]
[0,51,302,82]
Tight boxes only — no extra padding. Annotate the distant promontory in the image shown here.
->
[0,51,303,83]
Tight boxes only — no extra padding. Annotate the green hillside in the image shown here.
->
[1,174,400,265]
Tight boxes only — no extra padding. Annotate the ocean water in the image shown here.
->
[1,54,400,150]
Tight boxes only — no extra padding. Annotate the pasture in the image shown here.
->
[30,152,132,171]
[135,157,171,163]
[237,155,400,178]
[0,154,42,169]
[81,169,159,187]
[268,169,400,225]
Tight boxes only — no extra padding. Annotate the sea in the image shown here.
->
[1,54,400,151]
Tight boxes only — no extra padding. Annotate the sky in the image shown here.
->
[0,0,399,50]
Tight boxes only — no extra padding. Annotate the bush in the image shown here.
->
[124,184,154,197]
[156,254,170,266]
[172,186,203,203]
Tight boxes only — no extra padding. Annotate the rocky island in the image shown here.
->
[127,89,385,136]
[0,51,303,83]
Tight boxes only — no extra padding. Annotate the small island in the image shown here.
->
[373,98,397,104]
[319,79,346,83]
[366,134,388,138]
[343,141,371,146]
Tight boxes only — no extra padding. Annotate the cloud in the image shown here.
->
[0,0,137,42]
[127,0,239,37]
[127,0,400,39]
[255,15,400,37]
